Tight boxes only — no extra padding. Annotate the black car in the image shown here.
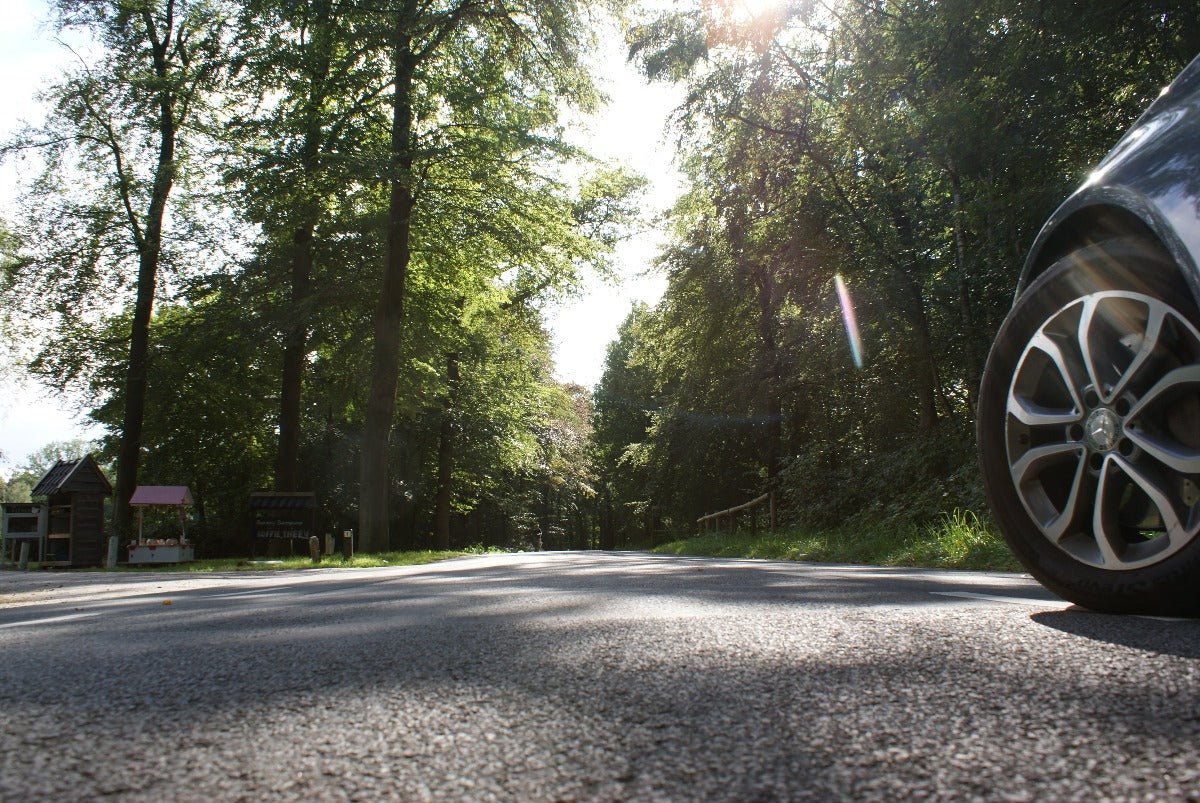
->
[978,54,1200,616]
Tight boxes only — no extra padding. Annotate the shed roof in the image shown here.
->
[130,486,193,506]
[31,454,113,498]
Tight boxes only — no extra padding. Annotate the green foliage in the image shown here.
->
[84,296,275,553]
[778,428,986,529]
[595,0,1200,551]
[0,476,33,504]
[652,511,1021,573]
[627,9,708,82]
[0,2,639,556]
[15,0,1192,563]
[2,0,229,359]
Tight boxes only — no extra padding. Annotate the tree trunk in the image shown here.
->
[113,28,177,538]
[905,275,942,433]
[754,265,783,485]
[113,250,159,538]
[433,352,460,550]
[194,486,207,530]
[537,486,549,551]
[598,496,615,550]
[889,207,942,433]
[275,221,313,491]
[575,506,588,551]
[948,166,981,412]
[358,19,416,554]
[274,18,330,492]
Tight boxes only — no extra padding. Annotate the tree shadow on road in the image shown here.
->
[5,553,1200,799]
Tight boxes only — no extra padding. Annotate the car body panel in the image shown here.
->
[1018,54,1200,303]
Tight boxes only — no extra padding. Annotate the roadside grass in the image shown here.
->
[11,547,501,574]
[651,509,1023,572]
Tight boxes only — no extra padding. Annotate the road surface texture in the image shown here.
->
[1,551,1198,800]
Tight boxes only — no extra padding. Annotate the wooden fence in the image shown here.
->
[696,492,776,535]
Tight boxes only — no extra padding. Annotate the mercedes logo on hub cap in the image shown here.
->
[1084,407,1121,452]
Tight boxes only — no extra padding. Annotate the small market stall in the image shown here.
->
[128,485,195,565]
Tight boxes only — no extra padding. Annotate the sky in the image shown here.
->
[0,1,686,469]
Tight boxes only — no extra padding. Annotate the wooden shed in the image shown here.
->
[30,455,112,567]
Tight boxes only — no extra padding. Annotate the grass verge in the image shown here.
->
[651,509,1023,572]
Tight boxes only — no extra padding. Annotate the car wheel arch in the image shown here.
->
[1019,199,1200,308]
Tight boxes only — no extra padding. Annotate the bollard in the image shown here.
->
[324,533,334,555]
[106,536,119,569]
[18,541,29,571]
[309,535,321,563]
[342,530,354,560]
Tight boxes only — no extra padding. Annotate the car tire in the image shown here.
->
[979,237,1200,615]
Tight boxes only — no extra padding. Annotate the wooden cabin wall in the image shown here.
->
[70,493,105,567]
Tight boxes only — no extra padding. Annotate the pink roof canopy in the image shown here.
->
[129,486,193,507]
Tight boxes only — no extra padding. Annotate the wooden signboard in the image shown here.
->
[250,492,316,541]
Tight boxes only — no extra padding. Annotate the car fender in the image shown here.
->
[1018,54,1200,306]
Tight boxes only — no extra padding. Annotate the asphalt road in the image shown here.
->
[1,552,1198,801]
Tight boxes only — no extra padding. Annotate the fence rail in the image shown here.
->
[696,492,776,534]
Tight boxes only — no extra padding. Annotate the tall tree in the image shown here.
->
[225,0,389,492]
[358,0,610,552]
[3,0,226,536]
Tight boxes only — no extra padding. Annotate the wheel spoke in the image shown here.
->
[1024,330,1085,412]
[1091,458,1127,569]
[1043,450,1089,542]
[1006,394,1080,427]
[1010,442,1087,541]
[1126,363,1200,416]
[1077,296,1107,400]
[1125,364,1200,474]
[1125,432,1200,475]
[1010,442,1084,486]
[1086,296,1168,403]
[1113,455,1194,551]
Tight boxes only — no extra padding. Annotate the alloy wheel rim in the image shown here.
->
[1006,290,1200,570]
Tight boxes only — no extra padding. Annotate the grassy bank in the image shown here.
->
[651,509,1023,572]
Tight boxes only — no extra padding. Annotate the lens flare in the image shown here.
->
[834,274,864,369]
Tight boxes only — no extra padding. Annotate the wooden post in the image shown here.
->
[342,530,354,560]
[769,492,777,532]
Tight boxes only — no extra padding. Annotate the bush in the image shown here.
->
[778,423,986,529]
